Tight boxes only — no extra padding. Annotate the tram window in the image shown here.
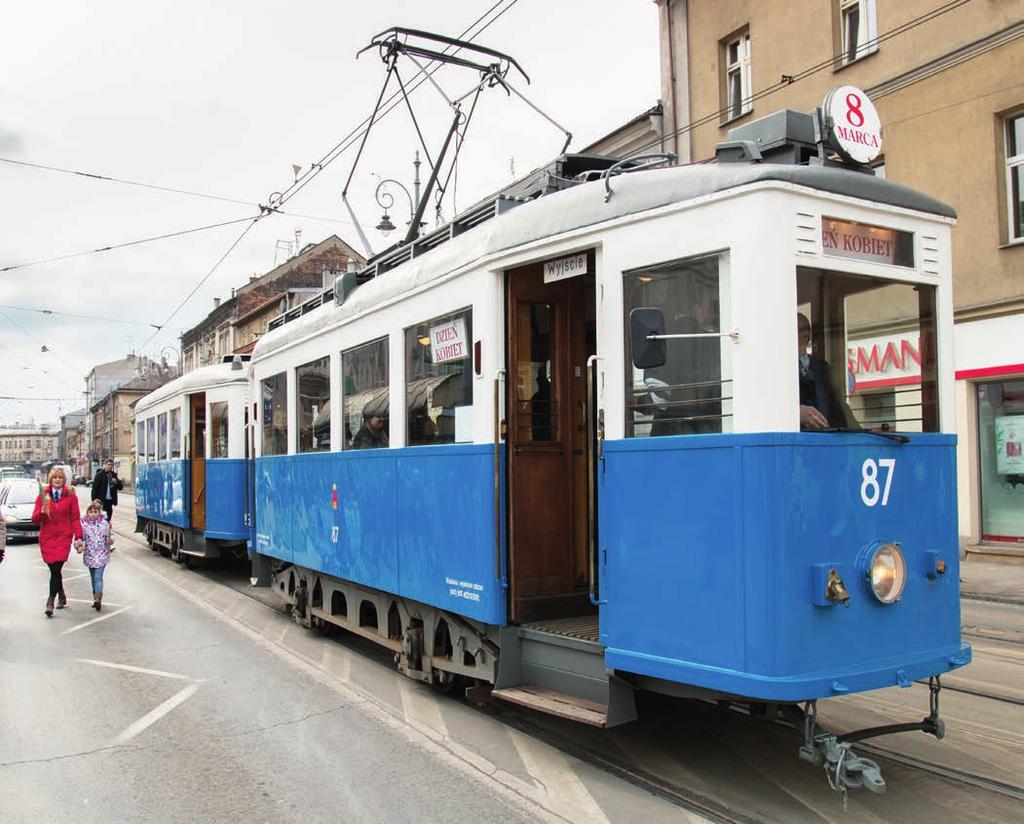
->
[341,338,388,450]
[297,357,330,453]
[623,254,731,438]
[158,413,168,460]
[406,309,473,446]
[514,303,556,442]
[797,267,938,433]
[146,418,156,461]
[210,402,229,458]
[136,421,145,462]
[170,408,181,459]
[261,372,288,456]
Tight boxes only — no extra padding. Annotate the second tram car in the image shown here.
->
[135,360,250,561]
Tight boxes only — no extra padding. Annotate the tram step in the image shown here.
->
[491,685,608,727]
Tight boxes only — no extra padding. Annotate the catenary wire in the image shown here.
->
[0,214,261,274]
[0,156,352,226]
[0,304,161,329]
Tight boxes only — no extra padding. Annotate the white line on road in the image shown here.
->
[77,658,191,681]
[61,605,131,635]
[67,597,125,607]
[112,682,200,745]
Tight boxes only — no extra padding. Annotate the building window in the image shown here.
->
[838,0,878,65]
[342,338,389,450]
[1006,113,1024,242]
[170,408,181,459]
[261,373,288,456]
[723,30,752,121]
[158,413,168,460]
[297,357,330,452]
[406,309,473,446]
[977,380,1024,544]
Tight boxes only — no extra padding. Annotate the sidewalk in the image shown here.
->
[961,556,1024,605]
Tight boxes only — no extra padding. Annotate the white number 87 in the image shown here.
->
[861,458,896,507]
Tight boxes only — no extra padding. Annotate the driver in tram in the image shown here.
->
[798,313,854,430]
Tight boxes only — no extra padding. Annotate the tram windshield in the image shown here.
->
[797,267,938,433]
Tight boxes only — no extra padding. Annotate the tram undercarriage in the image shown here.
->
[271,560,950,797]
[138,517,246,564]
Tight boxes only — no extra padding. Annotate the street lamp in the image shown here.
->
[374,152,424,240]
[160,346,181,375]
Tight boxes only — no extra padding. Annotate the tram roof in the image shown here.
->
[134,361,247,414]
[253,162,955,361]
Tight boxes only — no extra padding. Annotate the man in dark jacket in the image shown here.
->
[91,458,124,521]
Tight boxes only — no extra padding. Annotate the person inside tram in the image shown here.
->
[352,408,389,449]
[798,312,854,430]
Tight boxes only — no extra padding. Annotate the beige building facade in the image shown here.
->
[0,424,58,469]
[656,1,1024,553]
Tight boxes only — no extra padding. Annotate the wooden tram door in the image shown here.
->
[506,258,596,623]
[190,393,207,531]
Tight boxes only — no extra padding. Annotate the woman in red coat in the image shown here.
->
[31,467,84,617]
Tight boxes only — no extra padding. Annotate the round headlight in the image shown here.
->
[868,543,906,604]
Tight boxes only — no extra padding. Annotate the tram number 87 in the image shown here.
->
[860,458,896,507]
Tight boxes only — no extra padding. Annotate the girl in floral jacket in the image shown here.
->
[78,499,113,611]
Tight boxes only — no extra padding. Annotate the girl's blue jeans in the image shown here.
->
[89,565,106,593]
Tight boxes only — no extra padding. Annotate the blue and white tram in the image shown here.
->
[248,109,968,790]
[134,359,250,562]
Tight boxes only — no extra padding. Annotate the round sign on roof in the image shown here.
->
[824,85,882,165]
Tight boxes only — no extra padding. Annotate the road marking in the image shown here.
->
[77,658,191,681]
[67,598,125,607]
[509,728,609,823]
[61,605,131,635]
[112,682,200,745]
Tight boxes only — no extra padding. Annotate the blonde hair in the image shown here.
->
[87,499,104,514]
[47,467,68,485]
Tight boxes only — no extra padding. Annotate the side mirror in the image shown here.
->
[629,307,667,369]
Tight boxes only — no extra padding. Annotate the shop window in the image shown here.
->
[158,413,168,460]
[1006,113,1024,242]
[342,338,389,450]
[170,408,181,459]
[210,401,229,458]
[978,380,1024,544]
[261,373,288,456]
[837,0,877,66]
[406,309,473,446]
[297,357,330,452]
[722,29,752,121]
[146,418,156,461]
[624,253,732,438]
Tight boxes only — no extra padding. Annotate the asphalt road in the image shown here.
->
[0,493,698,824]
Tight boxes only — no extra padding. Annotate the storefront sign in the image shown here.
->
[995,416,1024,475]
[822,217,913,267]
[543,253,587,284]
[824,85,882,164]
[430,317,468,364]
[847,331,921,390]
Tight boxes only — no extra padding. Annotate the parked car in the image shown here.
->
[73,474,89,486]
[0,466,32,481]
[0,478,41,543]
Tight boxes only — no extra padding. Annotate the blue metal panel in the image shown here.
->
[204,458,248,541]
[599,432,971,701]
[254,445,506,625]
[136,460,190,529]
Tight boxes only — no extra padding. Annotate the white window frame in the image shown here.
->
[1006,113,1024,243]
[725,32,752,121]
[840,0,878,65]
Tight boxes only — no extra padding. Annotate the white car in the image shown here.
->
[0,478,41,543]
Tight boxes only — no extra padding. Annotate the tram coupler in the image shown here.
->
[791,701,886,796]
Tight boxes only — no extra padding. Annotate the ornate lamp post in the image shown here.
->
[374,152,424,239]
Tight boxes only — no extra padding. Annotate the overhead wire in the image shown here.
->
[0,155,352,225]
[0,303,161,329]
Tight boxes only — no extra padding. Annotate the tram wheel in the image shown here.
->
[430,669,465,696]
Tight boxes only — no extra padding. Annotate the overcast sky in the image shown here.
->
[0,0,659,426]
